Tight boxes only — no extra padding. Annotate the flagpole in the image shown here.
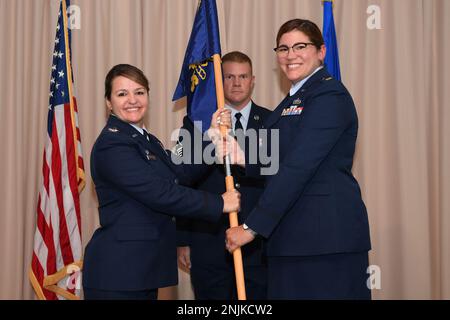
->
[213,54,247,300]
[61,0,86,193]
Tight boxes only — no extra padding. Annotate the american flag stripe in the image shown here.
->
[74,98,85,192]
[50,113,72,268]
[37,187,57,275]
[31,253,57,300]
[35,202,51,267]
[36,198,54,265]
[30,0,84,300]
[61,102,82,262]
[56,105,76,265]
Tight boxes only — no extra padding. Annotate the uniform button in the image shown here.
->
[174,179,179,185]
[235,183,240,189]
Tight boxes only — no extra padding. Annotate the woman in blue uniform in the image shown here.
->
[224,19,371,299]
[82,64,240,300]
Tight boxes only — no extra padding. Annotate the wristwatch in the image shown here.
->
[243,223,257,237]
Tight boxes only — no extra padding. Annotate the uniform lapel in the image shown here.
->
[265,68,331,128]
[107,115,174,169]
[247,102,263,131]
[300,68,330,93]
[145,132,170,158]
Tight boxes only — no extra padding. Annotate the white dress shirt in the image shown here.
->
[225,100,252,133]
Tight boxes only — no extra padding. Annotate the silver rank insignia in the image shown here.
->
[173,141,183,157]
[293,98,302,105]
[108,127,119,133]
[253,115,260,121]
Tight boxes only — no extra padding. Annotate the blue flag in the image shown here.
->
[323,0,341,80]
[173,0,222,132]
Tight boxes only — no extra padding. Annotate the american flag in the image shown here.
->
[29,0,85,300]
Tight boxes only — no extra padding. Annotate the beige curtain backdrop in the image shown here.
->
[0,0,449,300]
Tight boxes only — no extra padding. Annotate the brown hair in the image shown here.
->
[276,19,324,50]
[104,64,149,100]
[222,51,253,72]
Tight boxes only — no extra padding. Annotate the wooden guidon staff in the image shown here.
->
[212,54,247,300]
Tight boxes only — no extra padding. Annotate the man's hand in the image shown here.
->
[208,109,232,144]
[210,108,232,130]
[225,225,255,253]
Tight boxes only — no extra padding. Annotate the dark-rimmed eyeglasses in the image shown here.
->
[273,42,315,57]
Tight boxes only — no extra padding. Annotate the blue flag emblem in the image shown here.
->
[173,0,222,132]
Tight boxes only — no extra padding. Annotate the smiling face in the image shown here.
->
[106,76,148,127]
[277,30,326,84]
[223,61,255,111]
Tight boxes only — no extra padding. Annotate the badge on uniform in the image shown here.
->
[281,106,304,116]
[108,127,119,133]
[292,98,302,106]
[173,141,183,157]
[145,150,157,161]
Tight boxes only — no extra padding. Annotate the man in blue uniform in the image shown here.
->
[224,20,372,299]
[176,52,271,300]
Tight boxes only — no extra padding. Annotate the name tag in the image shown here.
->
[281,106,304,116]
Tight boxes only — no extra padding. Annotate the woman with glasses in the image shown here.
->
[223,19,372,299]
